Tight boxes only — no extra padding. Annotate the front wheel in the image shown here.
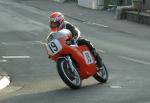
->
[93,63,108,83]
[57,58,81,89]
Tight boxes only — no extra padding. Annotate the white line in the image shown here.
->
[1,41,45,45]
[91,22,109,28]
[33,41,45,45]
[0,60,7,62]
[2,56,30,59]
[119,56,150,65]
[85,22,109,28]
[0,76,10,90]
[97,49,105,54]
[110,85,122,89]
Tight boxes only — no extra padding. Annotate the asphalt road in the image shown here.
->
[0,0,150,103]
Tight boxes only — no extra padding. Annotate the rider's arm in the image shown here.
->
[66,23,80,40]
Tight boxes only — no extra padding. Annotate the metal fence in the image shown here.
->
[99,0,132,10]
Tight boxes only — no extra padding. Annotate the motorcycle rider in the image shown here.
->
[48,12,102,67]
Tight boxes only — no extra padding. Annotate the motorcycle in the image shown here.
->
[45,29,108,89]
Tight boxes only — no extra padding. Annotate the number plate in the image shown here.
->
[46,39,62,55]
[83,51,94,64]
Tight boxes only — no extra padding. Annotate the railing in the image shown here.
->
[97,0,132,10]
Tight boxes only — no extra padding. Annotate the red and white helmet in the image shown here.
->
[49,12,64,32]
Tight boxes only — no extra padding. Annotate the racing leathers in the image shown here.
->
[62,21,102,67]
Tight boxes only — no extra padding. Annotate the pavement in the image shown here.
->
[1,0,150,90]
[0,67,10,90]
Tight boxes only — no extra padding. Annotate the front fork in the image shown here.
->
[66,56,76,73]
[58,56,76,73]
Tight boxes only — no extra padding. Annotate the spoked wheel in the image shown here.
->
[93,63,108,83]
[57,58,81,89]
[93,54,108,83]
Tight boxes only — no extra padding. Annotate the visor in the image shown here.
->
[50,22,59,28]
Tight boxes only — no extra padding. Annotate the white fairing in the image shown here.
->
[58,29,71,35]
[56,29,71,38]
[83,51,94,64]
[47,29,71,42]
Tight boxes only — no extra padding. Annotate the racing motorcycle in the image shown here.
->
[45,29,108,89]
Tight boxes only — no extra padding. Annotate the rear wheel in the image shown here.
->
[93,63,108,83]
[57,58,81,89]
[93,53,108,83]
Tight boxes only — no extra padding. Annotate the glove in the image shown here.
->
[48,55,51,59]
[66,39,76,45]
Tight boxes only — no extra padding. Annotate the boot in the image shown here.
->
[91,49,103,67]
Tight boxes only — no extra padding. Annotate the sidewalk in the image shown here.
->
[0,67,10,90]
[20,0,150,39]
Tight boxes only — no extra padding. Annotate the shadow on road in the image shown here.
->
[0,83,108,103]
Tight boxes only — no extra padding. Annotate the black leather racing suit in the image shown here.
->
[63,21,102,67]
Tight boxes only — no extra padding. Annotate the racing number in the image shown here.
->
[85,52,92,63]
[83,51,94,64]
[48,41,58,53]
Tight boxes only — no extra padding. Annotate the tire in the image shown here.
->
[93,63,108,83]
[57,57,81,89]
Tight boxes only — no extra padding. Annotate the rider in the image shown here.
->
[48,12,102,67]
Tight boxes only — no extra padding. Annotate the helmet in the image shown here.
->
[49,12,64,32]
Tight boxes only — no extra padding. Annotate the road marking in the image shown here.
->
[1,41,45,45]
[110,85,122,89]
[119,56,150,65]
[0,76,10,90]
[84,22,109,28]
[2,56,30,59]
[97,49,105,54]
[0,60,7,62]
[90,22,109,28]
[33,41,45,45]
